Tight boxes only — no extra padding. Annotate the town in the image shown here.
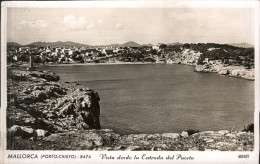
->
[7,41,254,71]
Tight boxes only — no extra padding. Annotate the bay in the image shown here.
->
[38,64,254,134]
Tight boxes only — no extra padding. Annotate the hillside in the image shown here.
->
[7,42,22,48]
[229,42,254,48]
[7,41,143,48]
[7,41,254,49]
[142,43,153,46]
[27,41,89,48]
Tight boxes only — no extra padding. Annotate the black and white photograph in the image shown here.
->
[1,1,259,164]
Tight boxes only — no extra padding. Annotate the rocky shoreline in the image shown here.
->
[8,129,254,151]
[7,69,254,151]
[194,64,254,80]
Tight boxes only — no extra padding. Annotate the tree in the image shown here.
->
[60,57,65,63]
[7,56,14,63]
[98,53,106,57]
[235,56,242,65]
[34,56,42,63]
[20,54,29,62]
[183,43,190,49]
[150,49,157,55]
[197,54,205,65]
[76,55,84,62]
[244,57,251,69]
[159,44,167,49]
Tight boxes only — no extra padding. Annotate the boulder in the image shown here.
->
[230,69,244,77]
[181,131,189,138]
[114,145,126,150]
[35,129,50,137]
[147,134,160,140]
[218,69,229,75]
[151,144,169,151]
[33,86,44,90]
[60,103,76,116]
[162,133,180,139]
[125,146,141,151]
[225,133,236,138]
[236,132,247,137]
[8,125,37,139]
[217,130,229,135]
[93,147,112,151]
[34,118,59,133]
[94,139,104,146]
[205,139,214,143]
[139,140,151,146]
[43,134,61,141]
[32,90,47,101]
[199,131,214,135]
[79,140,94,150]
[57,98,68,108]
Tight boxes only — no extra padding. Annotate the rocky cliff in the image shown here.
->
[195,64,254,80]
[7,69,101,140]
[7,69,254,151]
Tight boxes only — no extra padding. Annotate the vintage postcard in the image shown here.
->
[1,1,259,164]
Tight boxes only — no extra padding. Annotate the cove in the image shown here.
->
[38,64,254,134]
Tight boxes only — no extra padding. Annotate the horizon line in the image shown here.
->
[7,40,254,47]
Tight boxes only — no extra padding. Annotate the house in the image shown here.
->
[209,60,222,65]
[45,47,51,53]
[203,58,209,64]
[63,49,70,55]
[80,50,88,56]
[113,48,124,53]
[19,47,29,52]
[105,49,114,55]
[207,47,220,51]
[152,45,160,51]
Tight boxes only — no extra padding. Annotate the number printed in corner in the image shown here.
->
[80,155,91,159]
[238,155,249,158]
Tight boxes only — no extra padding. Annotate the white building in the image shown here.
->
[152,45,160,50]
[18,47,29,52]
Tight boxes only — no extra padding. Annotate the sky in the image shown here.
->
[7,8,255,45]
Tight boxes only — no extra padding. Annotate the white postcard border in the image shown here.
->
[1,1,259,164]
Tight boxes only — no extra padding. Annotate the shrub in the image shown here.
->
[186,129,200,136]
[242,123,254,133]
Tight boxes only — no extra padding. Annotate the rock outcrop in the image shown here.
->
[7,129,254,151]
[7,69,101,141]
[194,64,254,80]
[218,66,255,80]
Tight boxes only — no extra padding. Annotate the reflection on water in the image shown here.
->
[38,64,254,134]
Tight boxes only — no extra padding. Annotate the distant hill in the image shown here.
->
[26,41,89,48]
[105,43,121,47]
[7,41,254,49]
[121,41,141,47]
[7,42,22,47]
[7,41,141,49]
[98,41,141,48]
[142,43,153,47]
[229,42,254,48]
[167,42,183,46]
